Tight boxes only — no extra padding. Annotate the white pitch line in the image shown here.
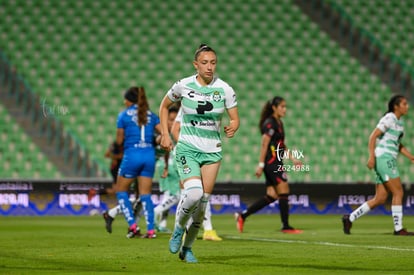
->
[224,235,414,252]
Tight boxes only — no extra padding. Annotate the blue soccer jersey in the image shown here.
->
[117,105,160,150]
[117,105,160,178]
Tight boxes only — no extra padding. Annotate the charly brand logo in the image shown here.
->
[42,98,70,118]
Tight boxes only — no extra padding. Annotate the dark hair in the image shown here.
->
[124,87,138,103]
[386,94,406,114]
[168,104,180,114]
[194,44,216,60]
[259,96,285,130]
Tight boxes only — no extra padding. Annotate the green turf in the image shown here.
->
[0,214,413,274]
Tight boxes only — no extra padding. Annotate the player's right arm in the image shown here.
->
[171,108,182,143]
[159,96,174,151]
[367,128,382,169]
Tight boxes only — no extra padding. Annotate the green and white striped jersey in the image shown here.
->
[167,74,237,153]
[375,112,404,159]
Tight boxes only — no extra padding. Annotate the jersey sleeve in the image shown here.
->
[376,113,393,133]
[166,80,183,102]
[224,86,237,109]
[261,118,275,137]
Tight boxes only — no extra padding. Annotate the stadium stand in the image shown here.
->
[332,0,414,68]
[0,0,413,183]
[0,104,62,179]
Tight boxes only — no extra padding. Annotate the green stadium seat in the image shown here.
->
[0,0,406,182]
[0,103,62,179]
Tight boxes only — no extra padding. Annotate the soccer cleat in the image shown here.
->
[126,224,141,238]
[342,214,352,235]
[102,211,114,233]
[394,229,414,236]
[156,225,171,233]
[281,225,303,234]
[88,188,97,201]
[281,226,303,234]
[234,212,244,233]
[141,229,157,239]
[203,230,222,241]
[169,226,185,254]
[179,247,198,263]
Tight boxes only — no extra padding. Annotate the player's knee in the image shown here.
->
[183,178,204,203]
[186,188,204,203]
[375,196,387,205]
[265,194,277,202]
[278,193,289,201]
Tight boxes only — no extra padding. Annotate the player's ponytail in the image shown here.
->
[385,94,406,115]
[137,86,149,126]
[259,96,284,130]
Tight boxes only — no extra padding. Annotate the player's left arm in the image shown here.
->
[224,106,239,138]
[399,144,414,163]
[223,87,239,138]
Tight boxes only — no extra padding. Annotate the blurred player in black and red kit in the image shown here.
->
[106,141,124,186]
[91,141,123,196]
[88,141,123,200]
[235,96,303,234]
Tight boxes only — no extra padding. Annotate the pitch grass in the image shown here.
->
[1,214,413,275]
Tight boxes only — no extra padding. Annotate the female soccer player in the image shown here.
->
[235,96,302,234]
[155,108,223,241]
[159,44,239,262]
[115,86,161,239]
[342,95,414,235]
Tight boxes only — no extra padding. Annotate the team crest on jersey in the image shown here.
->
[182,165,191,174]
[171,92,180,100]
[212,91,221,102]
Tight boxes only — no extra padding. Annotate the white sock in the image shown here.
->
[175,179,203,229]
[175,191,186,228]
[108,197,138,218]
[203,200,213,231]
[155,192,180,216]
[159,210,168,228]
[349,202,370,222]
[183,193,209,248]
[108,206,120,218]
[391,205,403,232]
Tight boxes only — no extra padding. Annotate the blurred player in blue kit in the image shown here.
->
[115,86,161,239]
